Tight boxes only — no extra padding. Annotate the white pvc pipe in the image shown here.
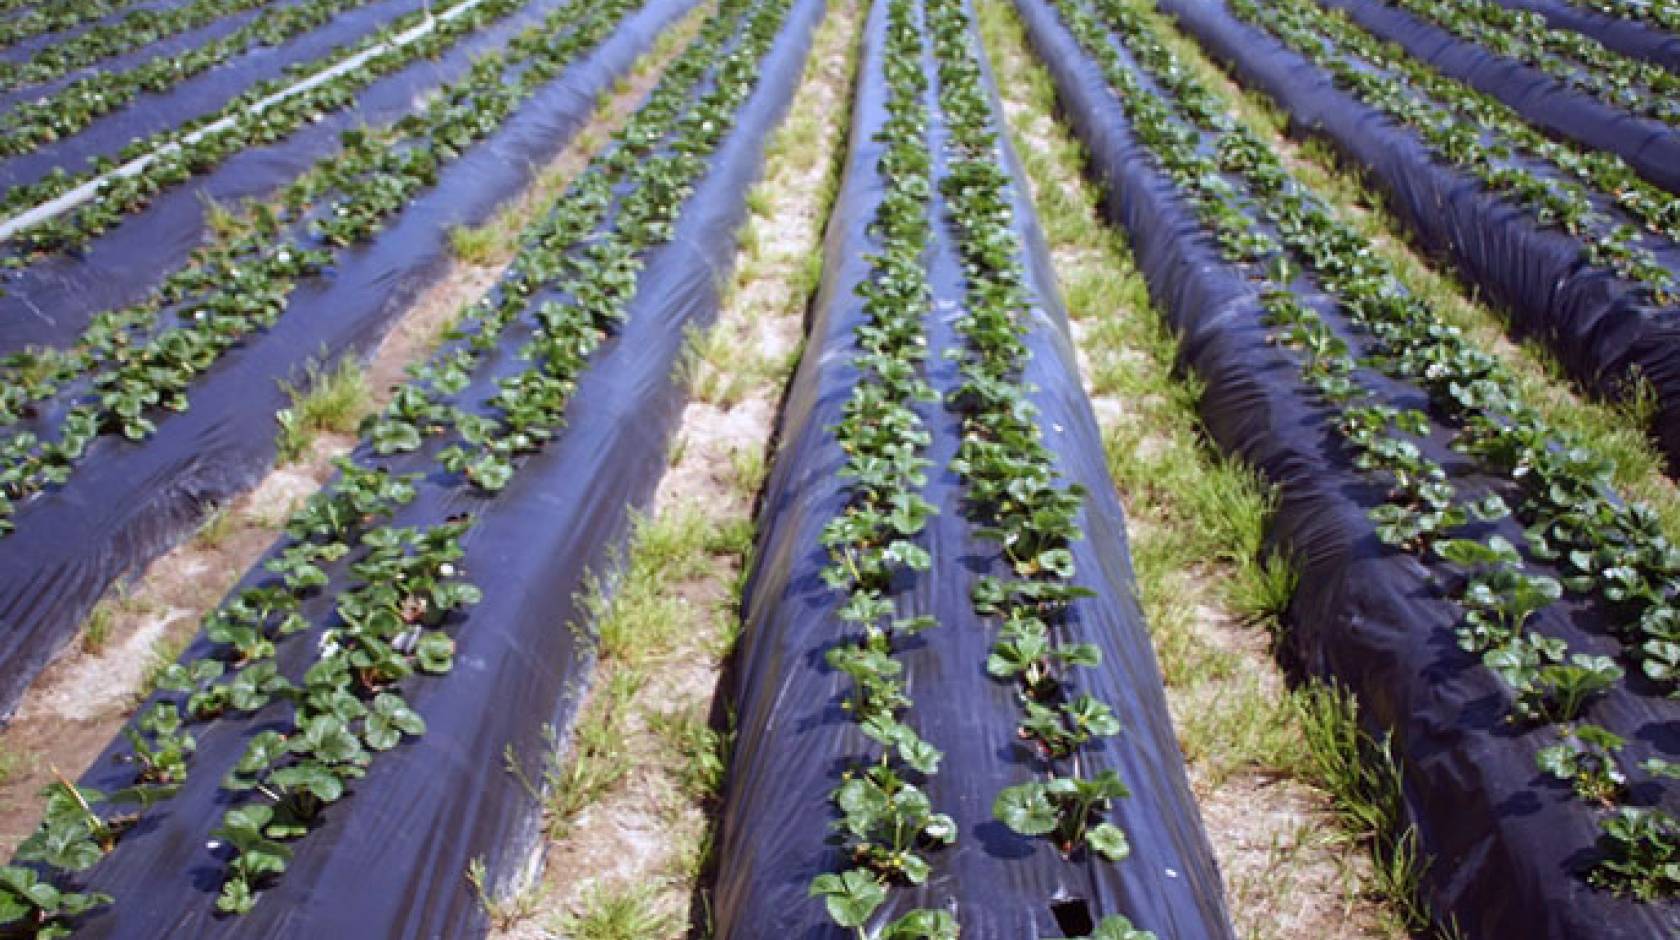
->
[0,0,488,242]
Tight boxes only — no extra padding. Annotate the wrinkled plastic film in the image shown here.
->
[711,0,1232,935]
[1156,0,1680,475]
[1318,0,1680,195]
[0,0,696,720]
[1014,0,1680,935]
[1487,0,1680,71]
[0,0,559,354]
[41,0,824,934]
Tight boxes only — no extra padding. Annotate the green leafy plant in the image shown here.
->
[832,765,956,886]
[0,865,110,939]
[1537,724,1627,805]
[1591,806,1680,901]
[1051,0,1680,901]
[1081,916,1158,940]
[807,0,957,927]
[1436,536,1562,652]
[212,805,296,914]
[808,869,886,931]
[1,0,806,919]
[994,770,1132,860]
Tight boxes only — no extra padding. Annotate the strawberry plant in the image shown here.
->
[0,865,110,939]
[1017,694,1121,759]
[927,0,1136,868]
[1485,637,1622,722]
[1592,807,1680,900]
[803,1,957,932]
[0,0,390,161]
[0,0,145,49]
[1435,537,1561,651]
[808,877,957,938]
[993,772,1133,861]
[808,870,887,932]
[1565,0,1680,29]
[0,0,275,91]
[0,0,537,260]
[1539,723,1629,806]
[210,805,296,915]
[1080,917,1158,940]
[0,0,804,917]
[831,765,957,886]
[122,704,196,785]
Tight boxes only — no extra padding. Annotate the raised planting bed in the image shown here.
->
[0,0,150,54]
[1489,0,1680,70]
[1319,0,1680,193]
[1016,0,1680,933]
[0,0,432,246]
[711,0,1231,935]
[1158,0,1680,475]
[0,0,822,931]
[0,0,550,345]
[0,0,282,92]
[0,0,695,719]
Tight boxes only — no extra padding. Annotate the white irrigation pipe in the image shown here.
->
[0,0,487,242]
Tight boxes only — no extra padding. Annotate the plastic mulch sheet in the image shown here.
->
[1016,0,1680,935]
[0,0,694,719]
[26,0,824,933]
[0,0,556,355]
[1157,0,1680,476]
[1487,0,1680,71]
[711,1,1233,936]
[1319,0,1680,194]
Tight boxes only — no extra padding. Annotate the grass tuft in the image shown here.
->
[559,880,680,940]
[679,323,776,408]
[506,672,644,841]
[648,705,732,806]
[193,504,236,550]
[447,223,500,265]
[465,856,547,931]
[80,603,114,655]
[275,355,370,464]
[1293,683,1437,935]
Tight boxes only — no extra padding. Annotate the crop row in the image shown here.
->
[805,3,956,934]
[0,0,793,928]
[1491,0,1680,74]
[0,0,526,261]
[1370,0,1680,126]
[1228,0,1678,300]
[1564,0,1680,29]
[928,0,1137,886]
[0,0,277,91]
[0,0,144,50]
[0,0,631,538]
[1050,0,1678,911]
[1179,0,1680,471]
[715,0,1221,934]
[1270,0,1680,246]
[0,0,388,161]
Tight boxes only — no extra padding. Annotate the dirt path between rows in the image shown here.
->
[485,2,862,936]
